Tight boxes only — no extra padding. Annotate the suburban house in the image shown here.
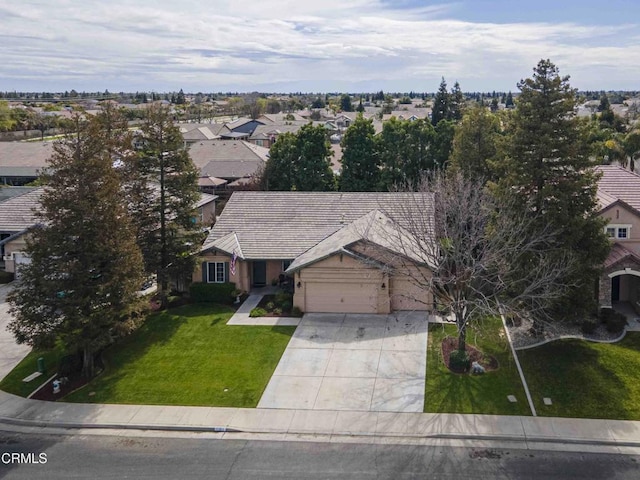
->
[596,165,640,313]
[0,187,216,278]
[188,140,269,187]
[0,187,44,277]
[0,142,53,185]
[178,123,231,144]
[194,192,434,314]
[248,123,308,148]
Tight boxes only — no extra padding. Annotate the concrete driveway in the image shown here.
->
[258,312,428,413]
[0,283,30,381]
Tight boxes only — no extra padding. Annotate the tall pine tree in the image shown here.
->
[340,114,379,191]
[8,115,145,377]
[495,59,609,321]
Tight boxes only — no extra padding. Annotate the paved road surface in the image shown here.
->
[1,432,639,479]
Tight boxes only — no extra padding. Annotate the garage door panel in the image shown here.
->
[306,282,378,313]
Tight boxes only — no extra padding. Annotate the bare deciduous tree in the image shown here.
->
[360,171,574,356]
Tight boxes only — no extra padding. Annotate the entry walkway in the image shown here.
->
[258,312,428,412]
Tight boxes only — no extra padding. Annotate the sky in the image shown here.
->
[1,0,639,93]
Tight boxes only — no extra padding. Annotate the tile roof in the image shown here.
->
[595,165,640,213]
[286,210,432,272]
[249,123,308,140]
[0,142,53,171]
[178,123,230,141]
[188,140,269,180]
[202,192,433,259]
[604,242,640,269]
[0,187,44,232]
[0,186,39,202]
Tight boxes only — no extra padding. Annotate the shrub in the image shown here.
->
[265,301,276,311]
[291,306,303,317]
[273,307,282,316]
[605,312,627,334]
[599,308,615,323]
[581,318,598,335]
[275,291,293,308]
[189,282,236,304]
[0,271,14,284]
[449,349,470,372]
[249,307,268,318]
[281,301,292,312]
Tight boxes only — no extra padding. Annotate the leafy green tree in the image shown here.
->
[340,115,379,191]
[494,59,610,323]
[356,98,365,113]
[295,123,335,190]
[432,119,456,169]
[0,100,15,131]
[262,132,297,190]
[449,105,502,180]
[340,94,353,112]
[8,115,145,378]
[311,97,325,109]
[262,124,334,191]
[135,105,203,306]
[431,78,450,125]
[623,130,640,172]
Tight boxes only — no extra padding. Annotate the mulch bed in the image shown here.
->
[256,294,294,317]
[441,336,499,374]
[30,375,91,402]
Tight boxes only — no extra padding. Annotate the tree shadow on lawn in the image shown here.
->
[519,340,632,419]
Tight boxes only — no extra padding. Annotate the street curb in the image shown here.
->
[3,415,640,449]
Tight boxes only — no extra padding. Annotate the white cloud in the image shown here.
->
[0,0,638,91]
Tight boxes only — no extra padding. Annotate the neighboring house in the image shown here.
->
[194,192,434,314]
[188,140,269,184]
[0,188,44,277]
[225,117,265,136]
[178,123,231,144]
[194,192,218,227]
[257,113,308,124]
[596,165,640,313]
[0,142,53,185]
[248,123,307,148]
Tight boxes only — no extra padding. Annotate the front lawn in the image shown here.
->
[0,347,66,397]
[63,304,295,407]
[425,317,530,415]
[518,333,640,420]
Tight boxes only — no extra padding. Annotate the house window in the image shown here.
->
[207,262,227,283]
[255,140,264,147]
[282,260,292,271]
[605,225,632,240]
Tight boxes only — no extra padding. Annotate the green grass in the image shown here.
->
[0,347,66,397]
[425,317,530,416]
[63,304,295,407]
[518,333,640,420]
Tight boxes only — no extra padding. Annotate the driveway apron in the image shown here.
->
[258,312,428,413]
[0,284,30,381]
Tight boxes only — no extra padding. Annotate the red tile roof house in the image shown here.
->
[596,165,640,314]
[193,192,434,314]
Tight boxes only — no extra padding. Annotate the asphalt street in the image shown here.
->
[1,431,639,480]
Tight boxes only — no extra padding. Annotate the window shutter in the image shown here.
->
[202,262,208,283]
[224,262,230,283]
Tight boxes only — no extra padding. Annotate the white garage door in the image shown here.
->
[305,282,378,313]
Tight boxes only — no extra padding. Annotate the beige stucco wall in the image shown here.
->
[390,271,432,311]
[193,252,250,292]
[600,204,640,256]
[198,201,216,227]
[3,235,28,274]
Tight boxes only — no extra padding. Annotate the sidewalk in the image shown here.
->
[226,291,300,326]
[2,390,640,453]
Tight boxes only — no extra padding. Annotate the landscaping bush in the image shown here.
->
[291,306,303,317]
[273,307,282,316]
[605,312,628,334]
[189,282,236,304]
[266,301,276,311]
[281,301,292,312]
[581,318,598,335]
[0,271,14,284]
[249,307,268,318]
[599,308,615,323]
[449,349,470,372]
[274,291,292,308]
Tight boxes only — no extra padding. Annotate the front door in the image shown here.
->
[252,261,267,287]
[612,276,621,302]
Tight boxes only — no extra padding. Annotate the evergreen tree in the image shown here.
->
[8,115,145,378]
[340,115,379,191]
[176,89,186,105]
[494,59,609,322]
[295,123,335,191]
[356,98,365,113]
[431,77,449,125]
[134,105,203,306]
[262,132,297,190]
[449,105,501,180]
[340,94,353,112]
[505,91,514,108]
[449,81,464,121]
[432,119,456,169]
